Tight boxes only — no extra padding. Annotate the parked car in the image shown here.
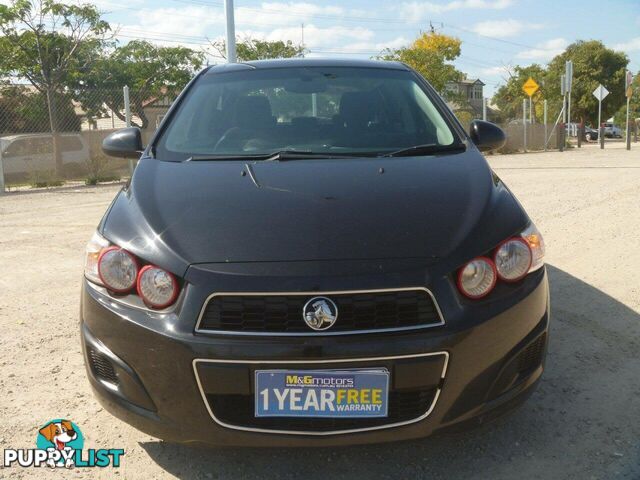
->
[81,59,549,447]
[0,133,89,179]
[603,122,622,138]
[583,126,599,142]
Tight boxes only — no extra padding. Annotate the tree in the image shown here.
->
[613,71,639,130]
[0,0,109,175]
[378,32,463,98]
[546,40,628,125]
[0,84,80,134]
[210,37,305,61]
[74,40,204,129]
[492,64,548,122]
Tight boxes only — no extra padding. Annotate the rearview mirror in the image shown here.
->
[469,120,506,152]
[102,127,144,159]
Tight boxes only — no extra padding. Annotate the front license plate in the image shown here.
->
[255,369,389,418]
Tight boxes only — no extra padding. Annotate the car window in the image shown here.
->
[156,66,458,160]
[60,136,84,152]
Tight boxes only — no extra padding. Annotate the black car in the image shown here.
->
[81,59,549,446]
[583,126,599,142]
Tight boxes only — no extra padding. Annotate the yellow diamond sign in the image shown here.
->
[523,77,539,97]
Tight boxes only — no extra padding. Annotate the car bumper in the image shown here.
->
[80,266,549,447]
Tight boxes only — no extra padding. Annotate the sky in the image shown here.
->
[93,0,640,97]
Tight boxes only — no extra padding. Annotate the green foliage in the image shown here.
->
[492,40,629,125]
[74,40,204,129]
[613,72,640,128]
[378,32,463,97]
[0,1,110,89]
[492,64,548,122]
[212,38,306,61]
[0,85,80,133]
[546,40,628,125]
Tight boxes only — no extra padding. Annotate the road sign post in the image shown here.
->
[522,78,539,152]
[543,99,548,152]
[566,61,573,136]
[523,98,527,152]
[593,84,609,150]
[626,70,633,151]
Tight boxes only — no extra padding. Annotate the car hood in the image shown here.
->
[103,150,528,275]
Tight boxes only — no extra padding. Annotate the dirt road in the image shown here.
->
[1,143,639,479]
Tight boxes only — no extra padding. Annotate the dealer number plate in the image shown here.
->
[255,369,389,418]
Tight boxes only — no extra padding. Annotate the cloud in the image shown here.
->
[471,19,543,38]
[613,37,640,53]
[401,0,513,22]
[517,38,568,60]
[480,65,512,76]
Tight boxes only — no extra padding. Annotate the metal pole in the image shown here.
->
[543,99,547,151]
[523,98,527,152]
[224,0,237,63]
[123,85,134,175]
[0,148,5,195]
[529,96,532,124]
[598,98,603,149]
[482,97,487,121]
[626,95,631,150]
[567,90,571,136]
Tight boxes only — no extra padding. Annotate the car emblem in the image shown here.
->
[303,297,338,331]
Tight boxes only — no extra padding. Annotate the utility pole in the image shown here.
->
[224,0,237,63]
[123,85,134,176]
[482,97,487,121]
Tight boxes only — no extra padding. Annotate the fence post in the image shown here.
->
[0,148,5,196]
[123,86,134,176]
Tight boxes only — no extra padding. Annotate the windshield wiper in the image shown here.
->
[186,150,365,162]
[382,142,466,158]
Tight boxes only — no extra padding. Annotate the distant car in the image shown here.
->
[583,126,599,142]
[603,123,622,138]
[0,133,89,179]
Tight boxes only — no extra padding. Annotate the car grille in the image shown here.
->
[206,388,437,432]
[197,289,443,334]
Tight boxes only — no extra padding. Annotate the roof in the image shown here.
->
[205,58,409,74]
[457,78,485,86]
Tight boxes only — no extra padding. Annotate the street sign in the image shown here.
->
[560,75,566,96]
[565,61,573,93]
[593,85,609,101]
[626,70,634,98]
[522,77,539,97]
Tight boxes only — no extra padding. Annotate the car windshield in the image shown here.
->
[155,66,459,160]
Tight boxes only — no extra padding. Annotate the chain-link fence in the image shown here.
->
[0,84,181,191]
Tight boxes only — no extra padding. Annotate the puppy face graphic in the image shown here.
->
[38,420,77,450]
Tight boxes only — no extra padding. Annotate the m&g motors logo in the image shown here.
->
[3,419,124,468]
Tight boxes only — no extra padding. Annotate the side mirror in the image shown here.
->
[469,120,506,152]
[102,127,144,158]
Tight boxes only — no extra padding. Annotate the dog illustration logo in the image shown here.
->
[36,419,84,468]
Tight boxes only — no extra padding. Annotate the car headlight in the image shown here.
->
[84,231,110,285]
[83,230,181,309]
[456,222,545,300]
[520,222,545,272]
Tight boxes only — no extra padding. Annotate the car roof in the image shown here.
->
[204,58,410,75]
[0,133,81,141]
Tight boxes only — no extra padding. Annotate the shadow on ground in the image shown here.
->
[140,265,640,480]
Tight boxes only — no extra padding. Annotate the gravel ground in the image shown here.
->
[1,142,639,479]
